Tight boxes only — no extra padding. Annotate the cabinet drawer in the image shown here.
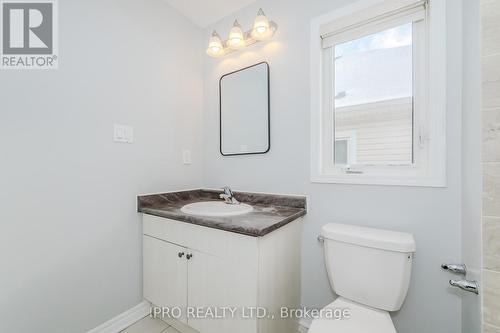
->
[142,214,258,260]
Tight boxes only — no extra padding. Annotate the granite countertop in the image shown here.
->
[137,189,307,237]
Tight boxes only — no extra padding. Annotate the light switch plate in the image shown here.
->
[114,124,133,143]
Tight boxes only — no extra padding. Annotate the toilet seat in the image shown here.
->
[308,297,397,333]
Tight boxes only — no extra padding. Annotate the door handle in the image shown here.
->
[186,253,193,260]
[178,252,185,258]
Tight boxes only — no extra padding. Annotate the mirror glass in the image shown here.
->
[220,62,270,156]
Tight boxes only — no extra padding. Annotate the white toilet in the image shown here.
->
[309,223,416,333]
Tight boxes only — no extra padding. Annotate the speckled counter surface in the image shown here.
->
[137,189,307,237]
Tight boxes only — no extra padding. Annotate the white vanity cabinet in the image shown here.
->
[142,214,302,333]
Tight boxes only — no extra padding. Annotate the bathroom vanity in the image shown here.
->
[137,189,307,333]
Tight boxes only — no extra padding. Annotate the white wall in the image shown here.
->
[201,0,467,332]
[0,0,203,332]
[460,0,482,331]
[0,0,481,332]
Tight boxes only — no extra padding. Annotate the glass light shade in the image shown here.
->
[227,20,245,50]
[206,31,224,57]
[251,8,271,40]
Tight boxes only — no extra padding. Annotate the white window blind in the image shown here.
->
[321,0,427,49]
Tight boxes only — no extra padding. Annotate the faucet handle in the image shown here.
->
[449,279,479,294]
[222,186,233,196]
[220,187,239,204]
[441,263,467,275]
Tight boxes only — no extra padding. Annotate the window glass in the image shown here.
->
[334,23,414,166]
[334,139,348,165]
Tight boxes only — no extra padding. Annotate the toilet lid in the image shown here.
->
[308,298,397,333]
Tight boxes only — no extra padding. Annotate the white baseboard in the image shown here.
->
[298,319,311,333]
[87,301,151,333]
[87,301,309,333]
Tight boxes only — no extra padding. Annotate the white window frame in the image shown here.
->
[335,130,358,165]
[310,0,446,187]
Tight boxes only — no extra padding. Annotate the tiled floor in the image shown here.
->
[120,316,181,333]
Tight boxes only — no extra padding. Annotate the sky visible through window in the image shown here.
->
[334,23,413,108]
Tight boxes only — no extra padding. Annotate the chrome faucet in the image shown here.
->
[220,186,239,205]
[449,279,479,295]
[441,263,479,294]
[441,263,467,275]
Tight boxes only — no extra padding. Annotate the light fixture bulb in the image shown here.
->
[227,20,245,50]
[252,8,271,41]
[206,31,225,57]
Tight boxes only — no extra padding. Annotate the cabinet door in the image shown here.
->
[143,235,188,323]
[187,249,256,333]
[187,249,228,333]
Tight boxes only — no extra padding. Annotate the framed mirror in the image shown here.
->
[219,62,270,156]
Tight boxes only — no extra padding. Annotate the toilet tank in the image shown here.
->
[321,223,416,312]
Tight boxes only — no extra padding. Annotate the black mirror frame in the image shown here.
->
[219,61,271,156]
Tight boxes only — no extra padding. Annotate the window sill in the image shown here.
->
[310,172,446,187]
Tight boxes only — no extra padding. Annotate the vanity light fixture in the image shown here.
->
[206,31,225,57]
[227,20,245,50]
[251,8,273,41]
[206,8,277,58]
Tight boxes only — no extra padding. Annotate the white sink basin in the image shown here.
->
[181,201,253,217]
